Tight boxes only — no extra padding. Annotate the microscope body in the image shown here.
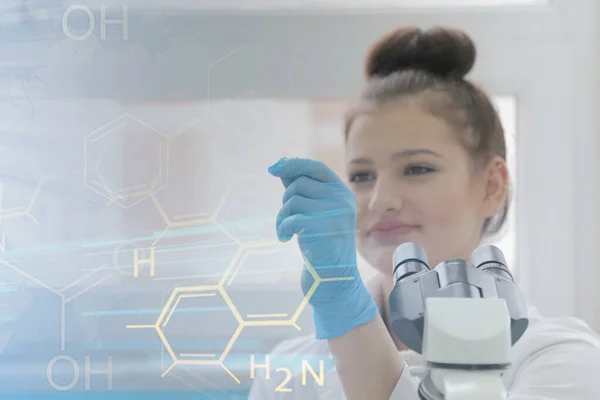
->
[388,244,529,400]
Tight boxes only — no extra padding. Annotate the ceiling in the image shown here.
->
[61,0,550,12]
[0,0,552,28]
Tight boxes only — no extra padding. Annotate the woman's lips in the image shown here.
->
[367,221,420,242]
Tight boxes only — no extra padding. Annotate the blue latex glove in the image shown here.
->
[268,157,379,339]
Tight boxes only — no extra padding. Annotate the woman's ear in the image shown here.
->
[483,156,509,217]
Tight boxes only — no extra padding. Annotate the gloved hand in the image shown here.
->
[268,157,379,340]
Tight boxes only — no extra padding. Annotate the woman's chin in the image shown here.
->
[357,242,398,276]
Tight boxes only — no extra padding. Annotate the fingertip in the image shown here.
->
[278,235,292,243]
[268,157,288,174]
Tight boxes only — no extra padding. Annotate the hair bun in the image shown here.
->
[365,26,476,80]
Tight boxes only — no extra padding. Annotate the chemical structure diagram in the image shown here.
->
[0,162,116,352]
[83,112,169,210]
[123,212,339,385]
[0,42,336,390]
[80,104,348,385]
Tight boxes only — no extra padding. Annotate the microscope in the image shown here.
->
[388,243,529,400]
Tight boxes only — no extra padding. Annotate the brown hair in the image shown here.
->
[344,26,509,238]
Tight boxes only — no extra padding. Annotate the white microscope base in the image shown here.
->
[434,370,507,400]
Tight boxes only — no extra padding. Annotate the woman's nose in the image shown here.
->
[368,175,403,213]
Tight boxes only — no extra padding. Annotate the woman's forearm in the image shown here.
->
[327,314,405,400]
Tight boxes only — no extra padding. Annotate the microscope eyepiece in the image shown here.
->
[471,244,514,282]
[393,242,430,283]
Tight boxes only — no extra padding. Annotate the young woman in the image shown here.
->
[249,26,600,399]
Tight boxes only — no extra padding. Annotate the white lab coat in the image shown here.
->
[248,306,600,399]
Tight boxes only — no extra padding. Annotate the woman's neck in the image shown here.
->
[368,272,408,352]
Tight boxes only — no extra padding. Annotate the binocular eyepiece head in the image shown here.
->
[393,242,514,284]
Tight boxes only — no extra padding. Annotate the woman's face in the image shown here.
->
[345,100,507,275]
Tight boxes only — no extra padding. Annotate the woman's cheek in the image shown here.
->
[354,194,371,230]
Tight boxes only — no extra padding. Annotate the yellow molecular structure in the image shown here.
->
[114,84,352,382]
[221,240,313,330]
[126,175,352,383]
[126,284,244,383]
[134,181,236,279]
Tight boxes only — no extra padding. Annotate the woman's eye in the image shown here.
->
[405,165,436,176]
[349,172,375,183]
